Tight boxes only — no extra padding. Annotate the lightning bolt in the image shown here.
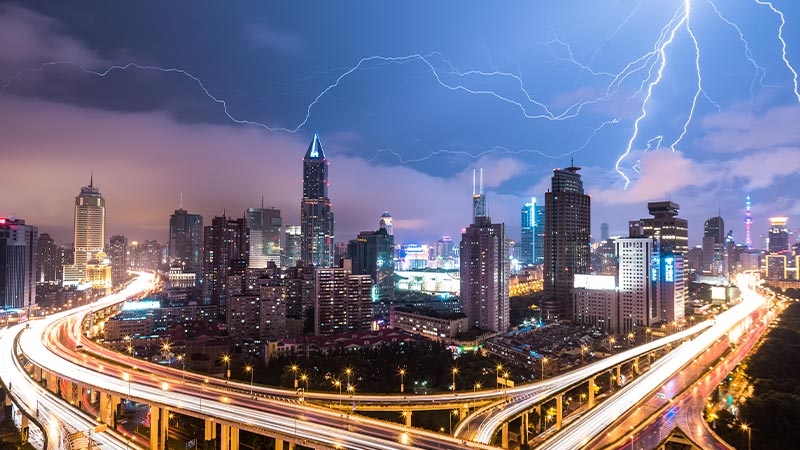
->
[755,0,800,102]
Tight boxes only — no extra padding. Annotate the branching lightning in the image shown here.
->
[1,0,799,187]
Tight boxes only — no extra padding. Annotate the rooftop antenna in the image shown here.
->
[179,192,183,209]
[472,169,476,195]
[89,172,93,187]
[480,168,484,194]
[261,195,264,209]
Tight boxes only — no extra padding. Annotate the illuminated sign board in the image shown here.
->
[664,257,674,283]
[573,274,616,290]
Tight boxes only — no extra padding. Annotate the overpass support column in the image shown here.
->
[460,407,469,421]
[220,425,230,450]
[588,376,596,409]
[615,365,622,387]
[33,366,42,383]
[403,410,412,427]
[275,438,294,450]
[633,357,640,375]
[3,390,11,407]
[534,405,542,432]
[229,426,239,450]
[149,406,160,450]
[520,412,528,445]
[99,392,109,424]
[555,393,563,431]
[501,423,509,449]
[46,371,57,394]
[203,419,216,450]
[160,408,169,450]
[20,415,29,443]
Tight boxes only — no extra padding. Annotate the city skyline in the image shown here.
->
[1,2,800,247]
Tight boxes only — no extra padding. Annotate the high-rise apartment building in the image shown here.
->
[314,267,372,335]
[107,235,128,285]
[628,201,689,255]
[300,134,334,268]
[247,207,282,268]
[542,163,591,321]
[600,220,610,242]
[0,217,37,310]
[702,215,725,274]
[63,178,105,286]
[36,232,62,284]
[202,215,249,305]
[347,218,395,303]
[169,209,203,273]
[768,217,790,254]
[460,170,510,332]
[615,237,658,333]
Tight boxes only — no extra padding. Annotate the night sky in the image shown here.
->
[2,1,799,248]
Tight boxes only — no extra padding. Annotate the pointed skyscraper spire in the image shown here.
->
[305,132,326,160]
[90,172,93,187]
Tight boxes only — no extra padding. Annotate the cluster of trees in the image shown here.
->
[715,302,800,449]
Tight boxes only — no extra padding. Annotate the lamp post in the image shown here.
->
[344,367,353,391]
[449,409,458,434]
[122,372,131,397]
[495,364,503,389]
[609,336,617,353]
[541,357,549,380]
[291,364,299,388]
[581,345,588,362]
[245,365,254,395]
[629,434,634,450]
[222,355,231,382]
[334,379,342,405]
[740,424,751,450]
[398,368,406,393]
[300,374,309,391]
[347,384,355,398]
[627,331,635,347]
[451,367,458,391]
[161,342,171,366]
[645,327,652,343]
[177,354,186,382]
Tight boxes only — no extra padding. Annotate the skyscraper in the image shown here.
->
[247,207,282,268]
[460,170,510,332]
[0,217,37,310]
[600,220,610,241]
[283,225,302,267]
[169,209,203,273]
[534,203,545,265]
[379,211,393,236]
[202,214,249,305]
[36,232,62,284]
[300,133,334,268]
[520,199,534,266]
[347,218,395,303]
[628,201,689,255]
[615,237,658,333]
[63,178,105,286]
[702,215,725,274]
[542,163,591,321]
[768,217,790,254]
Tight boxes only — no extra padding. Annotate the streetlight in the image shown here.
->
[222,355,231,382]
[541,357,549,379]
[291,364,299,388]
[344,367,353,391]
[629,434,634,450]
[122,372,131,397]
[333,379,342,405]
[645,327,652,343]
[300,373,309,391]
[177,354,186,382]
[740,424,751,450]
[347,384,355,398]
[451,367,458,391]
[244,365,254,395]
[609,336,617,353]
[495,364,503,389]
[581,345,588,362]
[627,331,635,347]
[398,368,406,393]
[449,409,459,434]
[161,342,172,366]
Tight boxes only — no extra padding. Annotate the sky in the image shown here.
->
[1,0,799,248]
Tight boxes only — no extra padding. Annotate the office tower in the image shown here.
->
[657,252,685,324]
[333,242,349,268]
[314,267,372,335]
[628,201,689,255]
[107,235,128,286]
[615,237,657,334]
[0,217,37,310]
[168,209,203,273]
[768,217,790,254]
[63,178,105,286]
[347,218,395,303]
[542,162,591,321]
[379,211,393,236]
[460,170,510,332]
[300,133,334,268]
[435,236,454,259]
[284,225,302,267]
[247,207,282,268]
[128,240,163,272]
[702,215,725,274]
[744,195,753,248]
[534,203,545,265]
[36,232,62,284]
[520,199,534,265]
[202,214,249,305]
[600,220,610,242]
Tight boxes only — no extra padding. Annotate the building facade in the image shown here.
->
[107,234,128,286]
[314,267,372,336]
[629,201,689,255]
[768,217,790,254]
[63,179,105,286]
[542,163,591,321]
[0,217,38,310]
[347,219,395,303]
[300,134,334,268]
[247,207,282,269]
[460,170,510,332]
[202,215,249,305]
[702,215,725,275]
[168,209,203,273]
[36,232,62,284]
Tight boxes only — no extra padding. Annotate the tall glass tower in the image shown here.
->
[300,134,334,268]
[63,177,105,286]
